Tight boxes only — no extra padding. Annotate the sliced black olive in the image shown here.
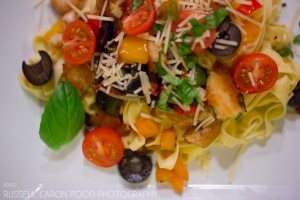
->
[96,91,122,116]
[96,21,115,52]
[22,50,53,85]
[118,149,152,183]
[288,82,300,108]
[127,77,142,94]
[209,18,241,56]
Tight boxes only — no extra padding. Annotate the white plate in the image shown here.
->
[1,1,300,199]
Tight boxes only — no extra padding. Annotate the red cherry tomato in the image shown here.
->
[82,128,124,167]
[237,0,262,15]
[232,53,278,94]
[62,20,96,65]
[172,10,216,53]
[87,18,100,37]
[122,0,156,35]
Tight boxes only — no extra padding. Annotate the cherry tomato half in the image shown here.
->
[172,10,216,53]
[62,20,96,65]
[82,127,124,167]
[232,53,278,94]
[122,0,156,35]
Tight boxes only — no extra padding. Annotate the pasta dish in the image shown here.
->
[19,0,300,193]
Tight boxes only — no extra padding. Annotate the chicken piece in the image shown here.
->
[63,62,94,96]
[185,120,221,148]
[51,0,80,15]
[206,63,246,120]
[147,41,167,73]
[162,110,194,131]
[96,0,125,18]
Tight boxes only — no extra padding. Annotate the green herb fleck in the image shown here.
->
[164,76,203,105]
[205,8,228,29]
[276,47,294,58]
[156,51,167,77]
[235,112,243,121]
[185,54,197,69]
[175,79,203,105]
[178,42,191,56]
[193,65,207,87]
[132,0,144,12]
[156,86,172,111]
[189,8,228,37]
[293,34,300,45]
[152,23,164,34]
[190,18,206,36]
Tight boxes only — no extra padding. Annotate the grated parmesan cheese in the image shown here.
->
[215,38,238,46]
[193,103,204,126]
[66,0,87,22]
[214,44,227,50]
[140,113,162,123]
[139,71,152,104]
[86,14,114,22]
[194,115,215,132]
[234,0,252,6]
[248,72,256,87]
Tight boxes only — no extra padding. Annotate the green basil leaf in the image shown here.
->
[39,81,85,150]
[132,0,144,12]
[205,7,228,29]
[276,47,294,58]
[293,34,300,45]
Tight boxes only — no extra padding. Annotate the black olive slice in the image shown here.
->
[96,21,115,52]
[209,18,242,56]
[288,82,300,108]
[22,50,53,86]
[96,91,122,116]
[118,149,152,183]
[127,77,142,94]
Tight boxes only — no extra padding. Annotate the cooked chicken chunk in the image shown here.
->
[97,0,126,18]
[206,63,246,120]
[63,62,94,96]
[185,120,221,148]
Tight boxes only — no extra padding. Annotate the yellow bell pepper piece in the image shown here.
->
[160,129,177,151]
[242,21,260,44]
[44,19,64,43]
[118,35,148,64]
[135,117,160,138]
[156,155,189,193]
